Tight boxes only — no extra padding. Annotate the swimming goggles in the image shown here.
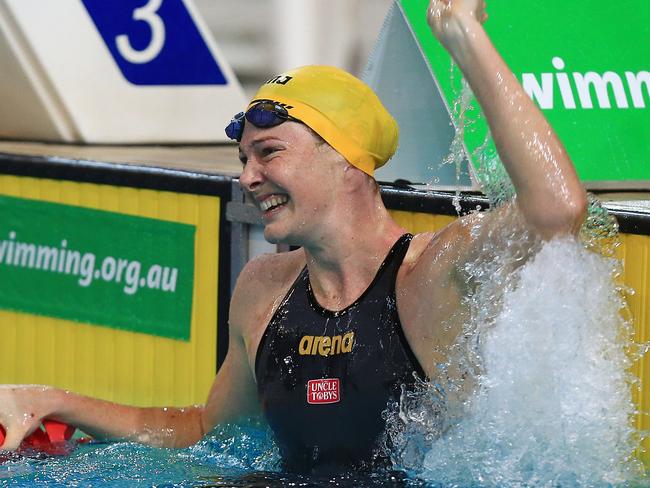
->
[225,100,301,141]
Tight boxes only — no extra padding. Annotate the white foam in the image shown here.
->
[388,237,645,486]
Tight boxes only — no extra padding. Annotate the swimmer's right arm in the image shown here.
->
[0,278,260,451]
[0,384,201,449]
[0,346,255,450]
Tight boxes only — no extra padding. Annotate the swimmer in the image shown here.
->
[0,0,586,475]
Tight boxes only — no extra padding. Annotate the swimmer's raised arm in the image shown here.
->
[401,1,589,384]
[427,0,587,238]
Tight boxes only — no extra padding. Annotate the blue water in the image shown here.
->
[0,421,427,487]
[0,421,273,487]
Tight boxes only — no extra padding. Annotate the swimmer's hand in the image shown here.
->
[427,0,487,50]
[0,385,53,451]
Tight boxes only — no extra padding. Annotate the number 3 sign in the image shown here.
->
[81,0,227,85]
[0,0,245,142]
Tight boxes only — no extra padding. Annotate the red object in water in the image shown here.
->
[0,420,77,456]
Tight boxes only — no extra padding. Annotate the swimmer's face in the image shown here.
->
[239,121,346,245]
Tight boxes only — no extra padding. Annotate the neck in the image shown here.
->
[301,194,405,310]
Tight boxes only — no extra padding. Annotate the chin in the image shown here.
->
[263,225,301,247]
[263,226,285,245]
[264,233,280,245]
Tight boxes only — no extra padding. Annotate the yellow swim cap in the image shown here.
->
[249,65,399,177]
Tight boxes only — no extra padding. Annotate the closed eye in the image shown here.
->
[259,146,285,161]
[261,146,281,158]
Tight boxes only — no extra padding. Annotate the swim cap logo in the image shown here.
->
[298,332,354,356]
[307,378,340,404]
[265,75,293,85]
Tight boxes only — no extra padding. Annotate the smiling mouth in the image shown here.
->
[260,194,289,212]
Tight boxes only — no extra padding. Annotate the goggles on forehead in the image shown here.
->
[225,100,301,142]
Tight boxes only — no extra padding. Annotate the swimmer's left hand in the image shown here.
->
[427,0,488,51]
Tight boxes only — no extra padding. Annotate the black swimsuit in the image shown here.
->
[255,234,426,474]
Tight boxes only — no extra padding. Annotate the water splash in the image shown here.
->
[387,64,647,486]
[436,66,515,213]
[386,213,646,485]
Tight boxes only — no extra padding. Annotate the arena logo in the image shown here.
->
[298,332,354,357]
[521,57,650,110]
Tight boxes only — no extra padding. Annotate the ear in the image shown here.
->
[342,163,372,192]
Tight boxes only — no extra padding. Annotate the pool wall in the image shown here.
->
[0,155,232,407]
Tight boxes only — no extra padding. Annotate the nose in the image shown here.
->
[239,159,265,193]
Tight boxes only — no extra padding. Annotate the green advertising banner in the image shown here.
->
[0,195,195,340]
[400,0,650,186]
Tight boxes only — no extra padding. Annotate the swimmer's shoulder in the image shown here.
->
[235,249,305,290]
[230,249,306,335]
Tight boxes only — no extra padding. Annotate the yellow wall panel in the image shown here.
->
[0,174,219,407]
[618,233,650,463]
[390,209,456,234]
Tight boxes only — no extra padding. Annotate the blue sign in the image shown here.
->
[81,0,227,85]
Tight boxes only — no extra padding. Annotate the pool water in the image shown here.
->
[0,420,429,487]
[1,416,646,488]
[0,421,268,487]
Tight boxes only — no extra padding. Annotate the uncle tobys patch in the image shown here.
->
[307,378,340,404]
